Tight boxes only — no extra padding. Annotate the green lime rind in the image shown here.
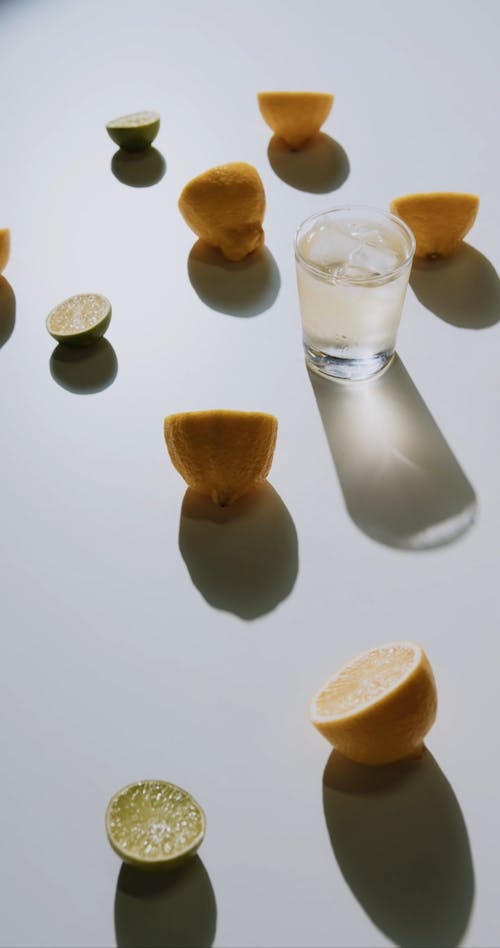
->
[105,779,206,872]
[46,293,112,348]
[106,111,160,152]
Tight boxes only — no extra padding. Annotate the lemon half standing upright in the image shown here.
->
[164,409,278,507]
[309,642,437,765]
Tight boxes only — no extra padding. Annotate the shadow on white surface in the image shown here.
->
[178,482,298,620]
[115,856,216,948]
[323,749,474,948]
[187,242,280,317]
[410,243,500,329]
[0,275,15,347]
[50,338,118,394]
[267,132,350,193]
[309,355,477,550]
[111,147,166,188]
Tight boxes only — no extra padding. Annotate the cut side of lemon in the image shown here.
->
[178,162,266,261]
[164,409,278,507]
[0,227,10,273]
[46,293,111,347]
[106,780,206,871]
[106,111,160,152]
[309,642,437,765]
[258,92,334,149]
[390,192,479,259]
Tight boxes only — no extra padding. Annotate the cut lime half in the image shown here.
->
[106,780,206,871]
[46,293,111,348]
[106,111,160,151]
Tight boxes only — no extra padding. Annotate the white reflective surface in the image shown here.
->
[1,2,500,947]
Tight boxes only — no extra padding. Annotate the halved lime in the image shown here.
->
[46,293,111,348]
[105,780,206,871]
[106,111,160,152]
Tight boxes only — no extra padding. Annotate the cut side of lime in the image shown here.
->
[106,111,160,152]
[105,780,206,871]
[46,293,111,348]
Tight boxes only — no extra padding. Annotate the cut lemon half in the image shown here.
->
[106,780,206,871]
[309,642,437,765]
[178,162,266,261]
[106,110,160,152]
[390,192,479,259]
[0,228,10,273]
[257,92,334,149]
[164,409,278,506]
[46,293,111,348]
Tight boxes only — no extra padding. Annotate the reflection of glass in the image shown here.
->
[295,206,415,380]
[323,750,474,948]
[310,355,476,549]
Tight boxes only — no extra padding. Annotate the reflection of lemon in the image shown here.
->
[390,192,479,259]
[178,163,266,262]
[309,642,437,765]
[258,92,334,149]
[0,228,10,273]
[164,409,278,507]
[106,111,160,152]
[106,780,206,871]
[46,293,111,347]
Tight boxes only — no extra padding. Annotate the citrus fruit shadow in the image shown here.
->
[111,147,166,188]
[187,241,280,317]
[323,749,474,948]
[0,276,15,347]
[178,481,298,620]
[410,243,500,329]
[309,355,476,550]
[267,133,349,193]
[50,338,118,394]
[114,856,216,948]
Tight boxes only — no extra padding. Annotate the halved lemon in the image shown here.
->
[0,227,10,273]
[309,642,437,765]
[106,780,206,871]
[257,92,334,149]
[390,192,479,259]
[178,162,266,261]
[164,409,278,507]
[46,293,111,348]
[106,111,160,152]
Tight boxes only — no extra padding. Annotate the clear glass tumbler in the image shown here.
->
[295,206,415,380]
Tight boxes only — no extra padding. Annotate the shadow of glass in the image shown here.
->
[111,147,166,188]
[178,481,298,620]
[114,856,216,948]
[323,749,474,948]
[267,133,349,193]
[0,275,15,347]
[187,241,280,317]
[309,355,476,550]
[50,338,118,393]
[410,243,500,329]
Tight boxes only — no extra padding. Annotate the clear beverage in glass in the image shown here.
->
[295,206,415,380]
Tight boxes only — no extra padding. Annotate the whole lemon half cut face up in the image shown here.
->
[258,91,334,149]
[178,162,266,262]
[164,409,278,507]
[309,641,437,765]
[390,192,479,259]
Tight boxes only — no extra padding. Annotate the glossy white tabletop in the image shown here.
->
[1,1,499,946]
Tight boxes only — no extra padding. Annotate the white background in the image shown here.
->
[1,1,499,946]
